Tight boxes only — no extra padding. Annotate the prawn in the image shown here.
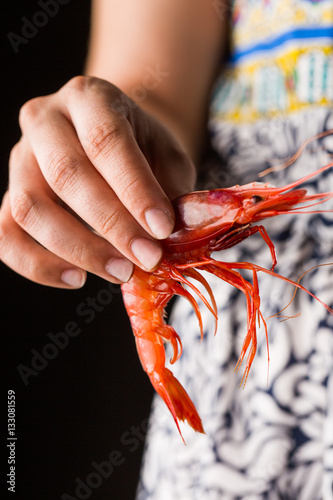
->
[121,161,333,441]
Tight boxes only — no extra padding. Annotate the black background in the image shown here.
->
[1,1,154,499]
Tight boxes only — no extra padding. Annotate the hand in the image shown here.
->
[0,76,196,288]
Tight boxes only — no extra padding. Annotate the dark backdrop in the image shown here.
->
[1,2,154,499]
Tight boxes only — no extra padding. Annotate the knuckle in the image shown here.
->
[67,239,86,266]
[46,151,82,192]
[65,75,119,95]
[26,259,39,282]
[65,75,91,93]
[19,97,45,128]
[27,256,51,284]
[86,122,124,161]
[11,190,39,228]
[9,142,22,166]
[0,219,8,259]
[96,208,122,238]
[64,75,110,97]
[119,173,142,202]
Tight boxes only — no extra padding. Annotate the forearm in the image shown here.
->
[85,0,227,162]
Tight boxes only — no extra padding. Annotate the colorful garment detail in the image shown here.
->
[137,1,333,499]
[210,0,333,124]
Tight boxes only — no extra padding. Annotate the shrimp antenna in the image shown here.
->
[259,129,333,177]
[266,262,333,321]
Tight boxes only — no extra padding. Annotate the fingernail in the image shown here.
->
[145,208,174,239]
[61,269,86,288]
[131,238,163,270]
[105,258,133,282]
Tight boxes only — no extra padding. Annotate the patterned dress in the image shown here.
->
[137,1,333,498]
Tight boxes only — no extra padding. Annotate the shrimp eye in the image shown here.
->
[252,195,263,204]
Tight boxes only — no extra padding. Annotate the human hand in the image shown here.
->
[0,76,196,288]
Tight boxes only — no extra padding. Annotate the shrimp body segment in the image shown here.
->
[121,162,333,440]
[122,266,205,439]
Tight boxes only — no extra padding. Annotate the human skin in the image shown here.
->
[0,0,228,288]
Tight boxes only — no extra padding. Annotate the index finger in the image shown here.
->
[59,77,175,240]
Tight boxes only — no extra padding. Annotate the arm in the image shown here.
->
[86,0,227,162]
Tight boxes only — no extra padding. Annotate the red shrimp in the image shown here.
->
[121,162,333,441]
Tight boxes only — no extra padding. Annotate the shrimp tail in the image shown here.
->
[134,334,204,442]
[149,366,205,440]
